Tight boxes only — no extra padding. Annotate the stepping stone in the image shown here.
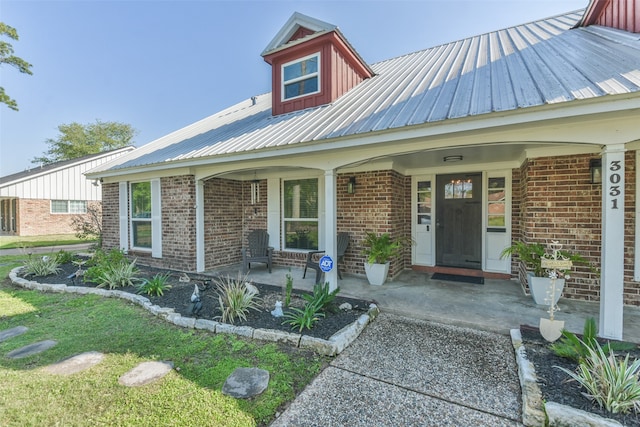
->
[6,339,57,359]
[222,367,270,398]
[119,361,174,387]
[0,326,28,343]
[44,351,104,375]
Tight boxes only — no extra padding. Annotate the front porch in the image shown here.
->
[213,264,640,343]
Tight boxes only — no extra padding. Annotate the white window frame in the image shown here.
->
[281,52,321,102]
[128,179,161,257]
[281,177,320,251]
[130,181,152,251]
[50,200,87,214]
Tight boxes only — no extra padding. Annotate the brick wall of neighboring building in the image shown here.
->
[511,152,639,306]
[15,198,101,237]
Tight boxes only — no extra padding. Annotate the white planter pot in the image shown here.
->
[364,262,390,286]
[527,273,565,306]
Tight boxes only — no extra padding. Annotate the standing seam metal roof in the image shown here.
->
[99,10,640,173]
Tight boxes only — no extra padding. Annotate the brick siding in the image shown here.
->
[14,198,101,237]
[511,152,640,306]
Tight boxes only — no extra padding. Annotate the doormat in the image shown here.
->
[431,273,484,285]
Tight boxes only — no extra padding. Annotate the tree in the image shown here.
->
[1,22,33,111]
[32,120,137,165]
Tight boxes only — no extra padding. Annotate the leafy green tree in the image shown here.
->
[33,120,137,165]
[1,22,33,111]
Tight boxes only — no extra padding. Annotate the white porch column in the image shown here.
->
[599,144,626,340]
[324,169,338,292]
[196,179,205,272]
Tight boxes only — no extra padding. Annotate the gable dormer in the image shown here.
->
[577,0,639,33]
[262,12,374,116]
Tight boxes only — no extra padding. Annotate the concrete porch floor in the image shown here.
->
[213,264,640,343]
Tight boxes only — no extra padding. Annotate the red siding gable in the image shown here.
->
[288,27,315,43]
[580,0,639,33]
[263,30,373,116]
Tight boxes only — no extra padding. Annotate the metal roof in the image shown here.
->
[94,10,640,174]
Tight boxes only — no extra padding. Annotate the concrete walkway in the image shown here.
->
[272,313,523,426]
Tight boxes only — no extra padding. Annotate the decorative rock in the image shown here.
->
[222,367,269,398]
[179,273,190,283]
[253,328,301,346]
[299,335,337,356]
[216,324,254,337]
[546,401,623,427]
[44,351,104,375]
[510,329,546,427]
[339,302,352,311]
[194,318,219,331]
[0,326,28,343]
[119,361,174,387]
[6,340,57,359]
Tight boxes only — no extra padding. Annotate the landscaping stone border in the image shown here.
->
[510,328,624,427]
[9,267,379,356]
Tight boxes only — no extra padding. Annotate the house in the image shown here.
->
[0,147,134,236]
[87,0,640,340]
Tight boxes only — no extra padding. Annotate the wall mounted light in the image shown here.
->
[347,176,356,194]
[443,155,463,162]
[590,158,602,184]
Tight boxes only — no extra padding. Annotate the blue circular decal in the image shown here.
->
[319,255,334,272]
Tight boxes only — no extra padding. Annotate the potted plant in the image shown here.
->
[500,241,593,306]
[361,231,405,286]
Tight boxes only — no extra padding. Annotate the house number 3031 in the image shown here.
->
[609,160,622,209]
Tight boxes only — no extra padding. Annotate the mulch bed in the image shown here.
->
[521,324,640,426]
[25,260,373,341]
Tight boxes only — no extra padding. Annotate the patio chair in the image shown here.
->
[303,232,350,284]
[241,230,273,274]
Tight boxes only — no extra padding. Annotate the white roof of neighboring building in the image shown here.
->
[90,10,640,175]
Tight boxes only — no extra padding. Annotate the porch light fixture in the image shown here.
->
[443,155,463,162]
[590,158,602,184]
[347,176,356,194]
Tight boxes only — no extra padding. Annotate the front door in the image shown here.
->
[436,173,482,269]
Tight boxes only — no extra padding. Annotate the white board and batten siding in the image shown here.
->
[0,148,134,200]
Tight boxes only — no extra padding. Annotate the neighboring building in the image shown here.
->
[87,1,640,339]
[0,147,134,236]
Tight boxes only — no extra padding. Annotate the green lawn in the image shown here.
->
[0,254,326,426]
[0,234,93,249]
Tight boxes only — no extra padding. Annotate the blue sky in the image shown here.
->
[0,0,587,176]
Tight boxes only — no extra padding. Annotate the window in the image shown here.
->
[130,182,152,249]
[283,178,318,250]
[417,180,432,225]
[444,179,473,199]
[51,200,87,214]
[487,177,506,227]
[282,53,320,100]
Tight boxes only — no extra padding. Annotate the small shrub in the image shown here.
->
[215,273,262,324]
[55,250,75,265]
[22,255,61,277]
[551,317,635,362]
[137,272,172,296]
[94,258,140,289]
[84,249,129,283]
[283,270,293,307]
[282,302,325,332]
[71,204,102,247]
[556,339,640,414]
[303,282,339,312]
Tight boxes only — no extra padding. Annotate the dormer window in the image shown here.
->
[282,53,320,101]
